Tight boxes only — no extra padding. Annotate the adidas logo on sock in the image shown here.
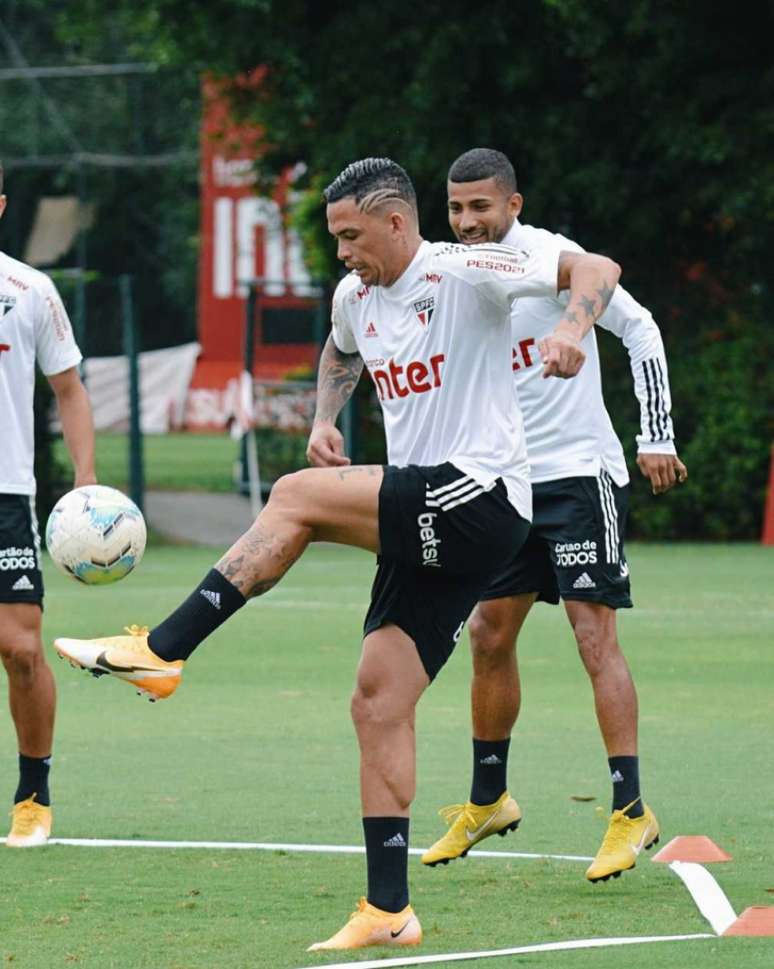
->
[572,572,596,589]
[11,575,34,591]
[480,754,502,765]
[611,769,624,783]
[383,833,407,848]
[200,589,221,609]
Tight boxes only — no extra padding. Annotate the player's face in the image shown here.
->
[327,197,403,287]
[447,178,522,245]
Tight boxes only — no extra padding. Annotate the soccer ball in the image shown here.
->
[45,485,147,585]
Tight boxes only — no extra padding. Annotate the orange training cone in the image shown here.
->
[651,835,732,864]
[724,907,774,936]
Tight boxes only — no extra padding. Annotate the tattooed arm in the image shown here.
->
[306,333,365,467]
[538,251,621,379]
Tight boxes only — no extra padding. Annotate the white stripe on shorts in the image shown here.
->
[597,472,619,564]
[28,496,43,571]
[426,474,475,499]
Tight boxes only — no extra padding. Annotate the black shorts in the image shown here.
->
[481,472,632,610]
[0,494,44,606]
[364,463,530,681]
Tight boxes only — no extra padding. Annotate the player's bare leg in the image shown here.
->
[215,465,382,596]
[565,600,660,881]
[421,594,535,866]
[55,466,384,698]
[1,603,55,846]
[353,623,429,816]
[468,593,536,741]
[310,623,427,951]
[564,601,637,757]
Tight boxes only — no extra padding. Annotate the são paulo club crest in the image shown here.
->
[413,297,435,329]
[1,295,16,318]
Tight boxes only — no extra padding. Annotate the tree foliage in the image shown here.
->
[17,0,773,537]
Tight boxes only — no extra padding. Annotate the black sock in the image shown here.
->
[608,755,643,817]
[470,738,510,806]
[362,817,409,913]
[149,569,246,662]
[15,754,51,806]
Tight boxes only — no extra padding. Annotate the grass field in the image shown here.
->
[54,433,238,493]
[1,543,772,968]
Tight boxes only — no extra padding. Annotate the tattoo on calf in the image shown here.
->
[215,522,296,600]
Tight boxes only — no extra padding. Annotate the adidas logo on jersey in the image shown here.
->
[383,832,407,848]
[200,589,221,609]
[365,321,378,337]
[479,754,502,766]
[11,574,34,591]
[572,572,596,590]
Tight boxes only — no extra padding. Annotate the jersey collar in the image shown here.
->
[383,240,432,299]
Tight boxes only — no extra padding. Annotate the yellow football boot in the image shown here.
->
[421,791,522,866]
[7,795,52,848]
[55,625,183,701]
[586,799,660,882]
[307,898,422,951]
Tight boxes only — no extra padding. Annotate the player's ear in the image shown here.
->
[509,193,523,218]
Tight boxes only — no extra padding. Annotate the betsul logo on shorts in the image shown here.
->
[417,512,441,567]
[554,540,597,567]
[0,546,36,571]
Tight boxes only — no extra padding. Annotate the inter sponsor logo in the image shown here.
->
[417,512,441,567]
[369,353,445,400]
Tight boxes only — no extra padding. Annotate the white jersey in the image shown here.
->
[331,239,561,520]
[503,220,676,486]
[0,252,82,495]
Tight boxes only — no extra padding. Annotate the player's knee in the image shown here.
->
[351,679,410,732]
[265,470,311,522]
[572,618,618,676]
[469,607,513,665]
[0,632,44,679]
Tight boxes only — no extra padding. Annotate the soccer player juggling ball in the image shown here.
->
[55,158,620,951]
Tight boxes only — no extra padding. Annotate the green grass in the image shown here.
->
[1,543,772,968]
[54,433,238,492]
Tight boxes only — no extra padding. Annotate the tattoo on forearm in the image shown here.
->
[315,336,364,424]
[579,294,597,319]
[565,272,618,332]
[596,280,614,310]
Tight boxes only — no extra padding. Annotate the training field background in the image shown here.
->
[1,542,772,968]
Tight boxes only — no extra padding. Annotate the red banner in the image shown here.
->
[195,73,318,401]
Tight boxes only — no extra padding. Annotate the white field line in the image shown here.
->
[0,837,592,862]
[668,860,737,935]
[295,933,714,969]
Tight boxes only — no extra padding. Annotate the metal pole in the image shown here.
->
[119,274,144,513]
[240,283,258,494]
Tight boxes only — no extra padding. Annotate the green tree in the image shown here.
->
[36,0,774,537]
